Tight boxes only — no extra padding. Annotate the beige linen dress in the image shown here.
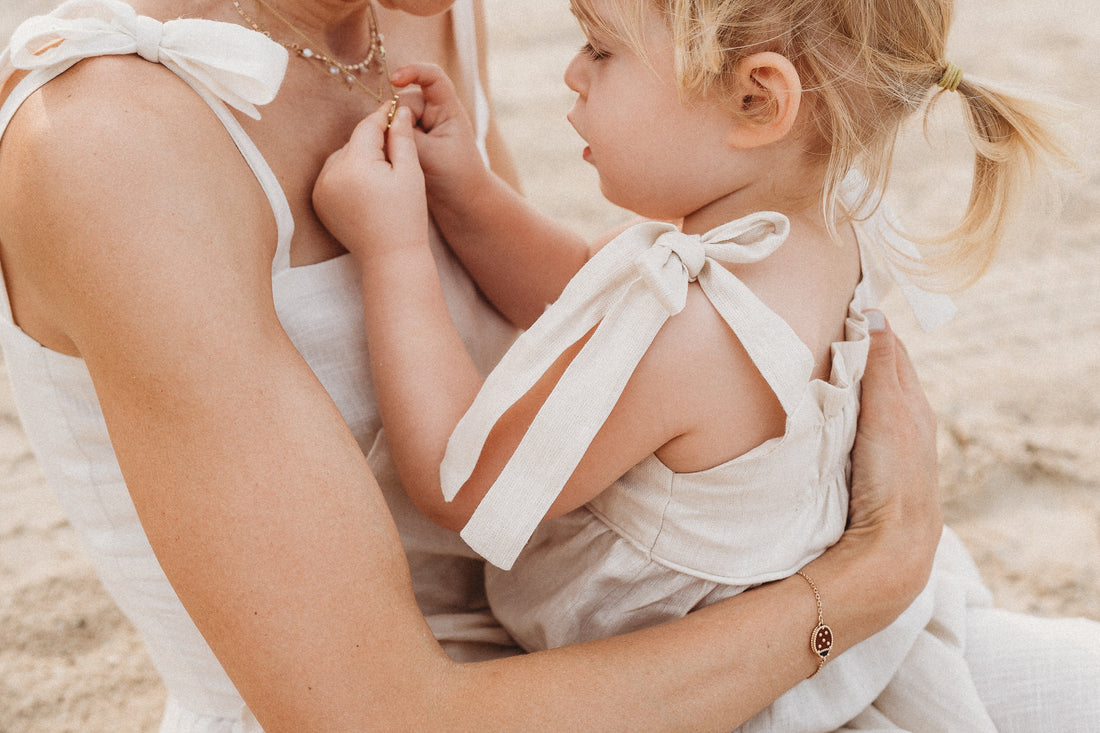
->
[443,207,1006,731]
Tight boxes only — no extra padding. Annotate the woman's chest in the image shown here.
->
[236,9,463,267]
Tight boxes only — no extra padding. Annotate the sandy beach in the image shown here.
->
[1,0,1097,729]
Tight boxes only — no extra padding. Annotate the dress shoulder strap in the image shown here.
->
[448,0,490,163]
[0,0,296,298]
[444,213,813,570]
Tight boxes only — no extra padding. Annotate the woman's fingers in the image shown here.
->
[893,335,936,435]
[850,310,941,552]
[861,309,900,393]
[861,309,934,435]
[857,311,906,447]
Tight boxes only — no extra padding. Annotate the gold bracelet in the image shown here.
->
[796,570,833,678]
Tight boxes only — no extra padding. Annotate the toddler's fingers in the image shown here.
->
[391,62,454,97]
[340,102,393,163]
[397,88,427,123]
[385,106,421,169]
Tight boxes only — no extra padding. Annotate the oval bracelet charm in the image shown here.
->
[797,570,833,678]
[812,622,833,660]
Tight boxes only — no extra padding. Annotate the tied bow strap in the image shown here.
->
[443,213,809,570]
[5,0,286,119]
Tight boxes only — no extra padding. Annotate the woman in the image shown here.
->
[0,1,1074,731]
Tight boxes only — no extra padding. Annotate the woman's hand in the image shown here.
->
[837,311,943,602]
[313,102,429,265]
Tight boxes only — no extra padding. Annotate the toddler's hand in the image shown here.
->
[391,63,491,201]
[313,102,429,265]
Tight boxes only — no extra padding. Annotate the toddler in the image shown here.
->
[314,0,1064,728]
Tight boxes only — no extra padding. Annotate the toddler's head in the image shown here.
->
[570,0,1067,286]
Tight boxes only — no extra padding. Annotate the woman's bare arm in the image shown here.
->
[0,57,937,732]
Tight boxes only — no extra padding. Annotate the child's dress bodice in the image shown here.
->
[446,211,928,578]
[455,212,868,644]
[446,210,995,732]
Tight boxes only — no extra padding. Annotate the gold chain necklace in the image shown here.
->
[231,0,399,120]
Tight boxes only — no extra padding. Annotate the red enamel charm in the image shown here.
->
[812,623,833,659]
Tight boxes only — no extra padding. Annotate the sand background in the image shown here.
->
[1,0,1097,729]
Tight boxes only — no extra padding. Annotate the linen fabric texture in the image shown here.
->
[441,186,1073,731]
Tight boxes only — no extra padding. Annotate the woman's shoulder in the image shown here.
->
[3,52,264,238]
[3,0,285,130]
[4,52,231,173]
[0,52,275,351]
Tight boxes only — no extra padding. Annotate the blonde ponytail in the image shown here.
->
[917,71,1073,288]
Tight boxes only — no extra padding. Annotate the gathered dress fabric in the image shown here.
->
[2,2,1099,732]
[0,1,517,730]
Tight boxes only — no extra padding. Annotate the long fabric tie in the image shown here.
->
[441,213,812,570]
[1,0,286,122]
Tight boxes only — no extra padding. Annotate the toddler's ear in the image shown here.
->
[727,51,802,148]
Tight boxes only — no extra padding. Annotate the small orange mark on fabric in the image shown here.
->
[32,37,65,55]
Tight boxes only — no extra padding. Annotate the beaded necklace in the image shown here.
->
[231,0,399,119]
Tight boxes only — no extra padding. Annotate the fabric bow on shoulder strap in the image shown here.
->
[2,0,286,120]
[442,212,810,570]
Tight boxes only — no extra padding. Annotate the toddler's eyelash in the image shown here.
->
[580,42,611,60]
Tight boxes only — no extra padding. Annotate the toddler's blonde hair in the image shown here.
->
[571,0,1070,288]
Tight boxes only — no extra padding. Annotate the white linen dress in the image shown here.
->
[0,1,517,730]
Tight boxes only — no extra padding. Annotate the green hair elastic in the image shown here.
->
[936,62,964,93]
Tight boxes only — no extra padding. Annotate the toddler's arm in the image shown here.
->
[395,63,593,328]
[314,99,781,539]
[314,103,488,521]
[313,103,623,527]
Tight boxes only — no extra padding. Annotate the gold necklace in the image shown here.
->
[231,0,399,120]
